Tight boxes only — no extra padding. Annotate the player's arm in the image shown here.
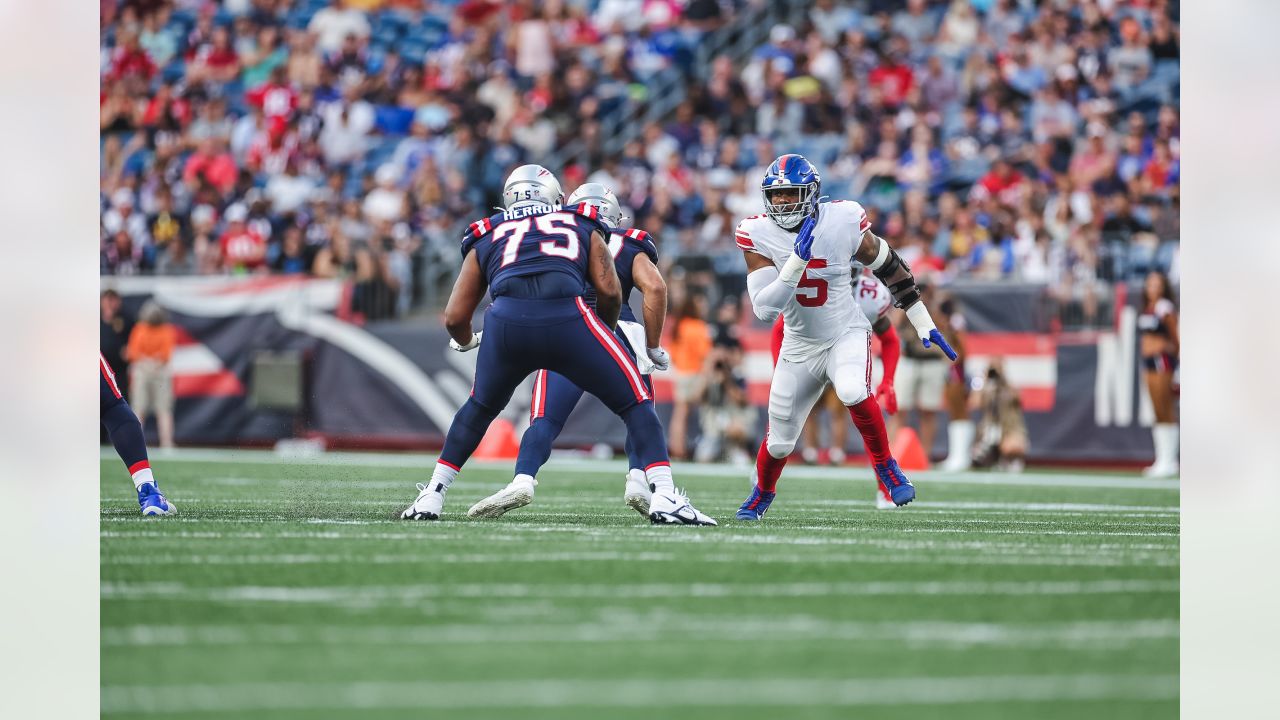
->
[588,229,623,328]
[631,253,667,349]
[443,250,488,349]
[872,315,901,414]
[854,231,957,361]
[744,217,816,322]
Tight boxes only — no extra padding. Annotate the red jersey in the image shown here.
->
[246,83,297,119]
[868,63,914,107]
[219,228,267,270]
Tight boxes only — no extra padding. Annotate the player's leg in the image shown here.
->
[1143,357,1179,477]
[100,356,174,516]
[622,371,657,516]
[403,313,534,520]
[737,356,827,520]
[828,329,915,507]
[468,370,585,518]
[800,405,822,465]
[825,387,849,465]
[554,298,714,524]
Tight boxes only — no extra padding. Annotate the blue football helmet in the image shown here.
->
[761,154,821,231]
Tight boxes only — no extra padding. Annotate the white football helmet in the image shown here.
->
[502,164,564,211]
[566,183,623,228]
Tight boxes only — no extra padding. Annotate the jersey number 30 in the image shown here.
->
[796,259,828,307]
[495,213,580,267]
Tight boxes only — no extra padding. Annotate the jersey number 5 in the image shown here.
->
[796,259,828,307]
[495,213,581,267]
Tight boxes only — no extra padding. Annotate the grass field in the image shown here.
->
[100,449,1179,719]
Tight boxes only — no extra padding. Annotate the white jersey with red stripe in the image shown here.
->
[853,271,893,324]
[736,199,873,361]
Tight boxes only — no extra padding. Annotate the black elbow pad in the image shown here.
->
[871,247,922,309]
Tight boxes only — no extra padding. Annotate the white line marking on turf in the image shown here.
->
[100,618,1178,651]
[100,579,1178,604]
[101,447,1180,490]
[99,674,1178,714]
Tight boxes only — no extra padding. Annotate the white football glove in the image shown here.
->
[646,346,671,371]
[449,331,482,352]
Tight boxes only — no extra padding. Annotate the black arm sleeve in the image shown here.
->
[869,238,922,310]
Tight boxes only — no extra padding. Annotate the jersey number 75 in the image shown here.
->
[494,213,581,267]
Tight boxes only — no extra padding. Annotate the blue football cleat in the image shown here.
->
[137,483,176,516]
[874,459,915,506]
[736,486,776,520]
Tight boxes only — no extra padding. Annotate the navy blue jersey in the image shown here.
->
[582,227,659,323]
[462,203,611,300]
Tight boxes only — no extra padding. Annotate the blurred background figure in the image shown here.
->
[126,300,177,449]
[972,358,1027,473]
[693,358,756,466]
[938,294,972,471]
[666,293,712,460]
[1139,270,1179,477]
[891,284,947,460]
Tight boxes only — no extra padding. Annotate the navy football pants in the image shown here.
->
[516,337,655,477]
[438,297,669,471]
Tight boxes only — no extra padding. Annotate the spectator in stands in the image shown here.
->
[217,203,268,273]
[183,137,238,199]
[126,300,177,449]
[309,0,371,56]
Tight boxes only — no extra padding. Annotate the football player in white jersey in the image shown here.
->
[734,154,957,520]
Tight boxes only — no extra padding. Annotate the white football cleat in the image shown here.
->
[623,469,651,517]
[828,447,846,466]
[648,487,717,526]
[401,482,446,520]
[468,476,537,518]
[875,482,898,510]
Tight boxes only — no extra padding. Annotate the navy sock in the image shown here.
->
[618,401,669,469]
[102,400,149,476]
[438,398,501,469]
[623,432,641,470]
[514,417,563,478]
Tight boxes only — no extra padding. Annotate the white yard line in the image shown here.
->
[99,618,1178,653]
[104,447,1180,490]
[101,578,1178,604]
[100,674,1178,714]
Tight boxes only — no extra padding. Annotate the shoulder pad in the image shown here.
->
[464,216,494,240]
[826,199,871,234]
[623,227,658,260]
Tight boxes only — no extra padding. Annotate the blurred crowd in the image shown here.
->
[101,0,1179,326]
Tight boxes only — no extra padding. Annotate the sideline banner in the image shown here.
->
[105,277,1159,462]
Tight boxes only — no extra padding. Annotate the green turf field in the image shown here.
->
[100,449,1179,719]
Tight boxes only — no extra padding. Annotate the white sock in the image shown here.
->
[645,463,675,493]
[1157,423,1179,467]
[429,462,459,493]
[514,473,536,487]
[946,420,974,467]
[131,466,155,491]
[1149,426,1166,468]
[627,468,646,487]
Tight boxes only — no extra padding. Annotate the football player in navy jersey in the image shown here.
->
[400,166,715,525]
[467,183,674,519]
